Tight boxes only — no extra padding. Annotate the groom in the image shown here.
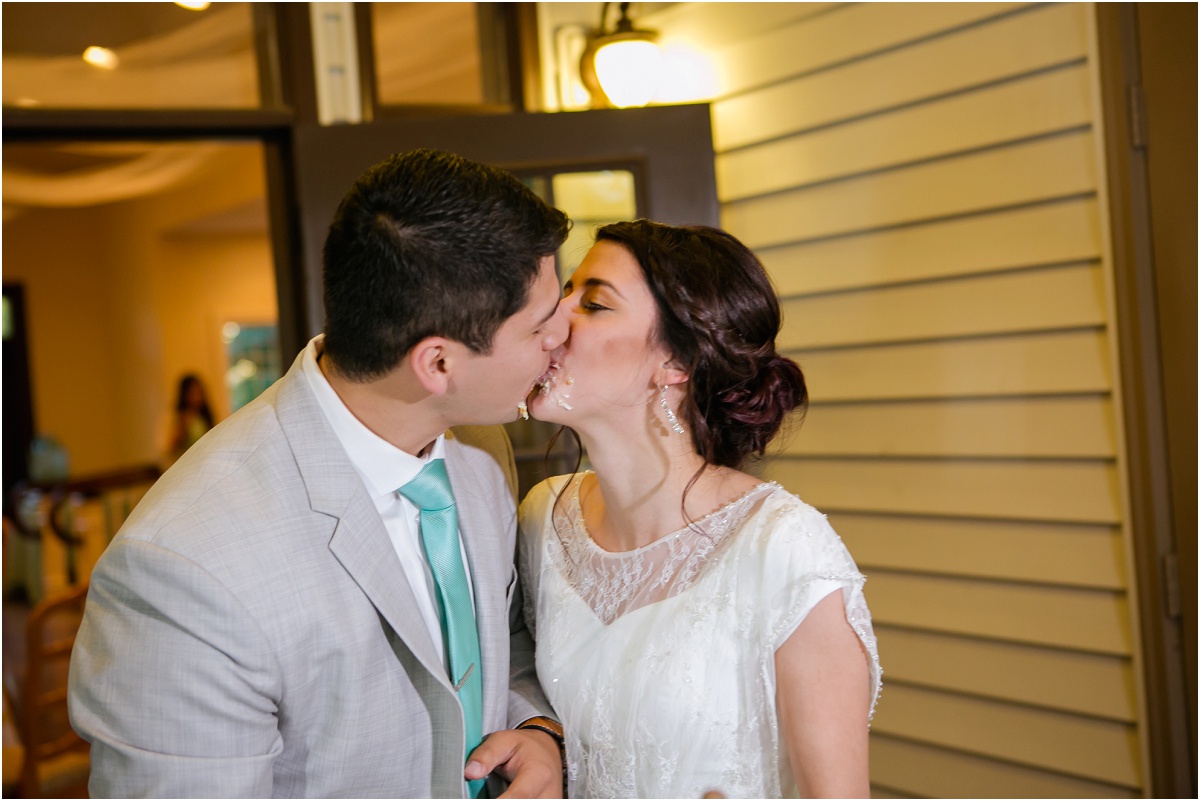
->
[68,149,568,798]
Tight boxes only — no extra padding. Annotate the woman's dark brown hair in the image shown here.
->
[595,219,808,469]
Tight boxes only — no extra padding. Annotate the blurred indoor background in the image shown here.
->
[2,3,1194,798]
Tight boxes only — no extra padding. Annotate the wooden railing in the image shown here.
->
[9,464,161,592]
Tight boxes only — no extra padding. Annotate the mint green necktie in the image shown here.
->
[399,459,485,798]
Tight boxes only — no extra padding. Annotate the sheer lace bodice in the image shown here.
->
[519,473,882,799]
[550,478,777,626]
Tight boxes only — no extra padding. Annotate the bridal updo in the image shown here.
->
[594,220,807,468]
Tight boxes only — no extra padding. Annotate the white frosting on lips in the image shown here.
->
[539,369,574,411]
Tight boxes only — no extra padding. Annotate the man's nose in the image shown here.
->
[543,301,570,350]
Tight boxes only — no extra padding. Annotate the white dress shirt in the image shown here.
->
[300,335,473,669]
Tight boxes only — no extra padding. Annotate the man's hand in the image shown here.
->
[465,728,563,799]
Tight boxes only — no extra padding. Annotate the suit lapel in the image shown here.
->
[273,354,452,693]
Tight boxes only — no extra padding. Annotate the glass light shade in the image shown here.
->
[593,38,661,108]
[82,46,119,70]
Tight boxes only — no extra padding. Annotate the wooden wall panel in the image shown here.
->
[717,62,1093,200]
[794,330,1112,401]
[875,627,1136,719]
[778,262,1107,349]
[648,2,838,54]
[834,513,1125,587]
[712,2,1088,150]
[860,571,1130,654]
[761,198,1102,296]
[790,396,1117,458]
[724,130,1097,249]
[712,2,1030,99]
[638,0,1144,794]
[765,457,1121,523]
[871,684,1141,787]
[871,736,1138,798]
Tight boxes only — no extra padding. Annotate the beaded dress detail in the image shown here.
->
[519,472,881,799]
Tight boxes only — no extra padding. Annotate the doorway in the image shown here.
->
[2,140,279,476]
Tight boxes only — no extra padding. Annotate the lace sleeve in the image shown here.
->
[756,495,883,719]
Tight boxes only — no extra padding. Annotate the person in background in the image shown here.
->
[70,149,570,798]
[520,220,881,798]
[167,373,215,459]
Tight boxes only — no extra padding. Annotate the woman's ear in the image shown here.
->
[655,358,690,390]
[409,336,452,396]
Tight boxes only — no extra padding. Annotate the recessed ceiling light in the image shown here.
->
[82,46,119,70]
[174,1,211,10]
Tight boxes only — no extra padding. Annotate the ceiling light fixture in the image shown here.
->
[174,1,211,10]
[580,2,661,109]
[82,46,119,70]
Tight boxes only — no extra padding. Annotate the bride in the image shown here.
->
[519,220,881,798]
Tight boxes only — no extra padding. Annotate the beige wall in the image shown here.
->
[638,2,1145,796]
[4,207,127,474]
[3,143,274,475]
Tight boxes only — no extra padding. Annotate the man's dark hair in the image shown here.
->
[322,149,569,380]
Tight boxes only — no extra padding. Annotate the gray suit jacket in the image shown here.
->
[68,353,552,798]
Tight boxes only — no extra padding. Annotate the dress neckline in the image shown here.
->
[568,471,779,557]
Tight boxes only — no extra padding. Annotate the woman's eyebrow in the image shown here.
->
[580,277,624,298]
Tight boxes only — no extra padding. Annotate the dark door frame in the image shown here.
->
[2,284,37,517]
[1094,4,1197,797]
[289,104,719,341]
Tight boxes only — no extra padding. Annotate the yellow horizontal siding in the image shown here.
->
[718,62,1093,200]
[723,129,1098,249]
[779,261,1106,349]
[767,457,1120,523]
[861,571,1131,654]
[871,735,1138,798]
[761,197,1102,296]
[868,784,915,800]
[871,684,1141,787]
[875,627,1137,720]
[712,2,1030,99]
[791,396,1117,459]
[650,2,838,54]
[712,1,1088,150]
[794,329,1112,401]
[641,0,1143,794]
[834,512,1125,588]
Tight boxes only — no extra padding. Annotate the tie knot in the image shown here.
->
[398,459,455,512]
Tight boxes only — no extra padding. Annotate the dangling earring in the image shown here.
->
[660,385,685,435]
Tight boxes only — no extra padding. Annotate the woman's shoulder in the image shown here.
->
[752,483,835,534]
[742,485,861,574]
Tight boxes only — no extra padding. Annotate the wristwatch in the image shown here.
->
[517,716,566,793]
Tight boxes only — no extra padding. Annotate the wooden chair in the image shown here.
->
[11,581,91,798]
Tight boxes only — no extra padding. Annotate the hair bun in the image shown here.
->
[719,354,805,422]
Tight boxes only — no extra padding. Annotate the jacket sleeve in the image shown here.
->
[68,538,283,798]
[506,561,555,727]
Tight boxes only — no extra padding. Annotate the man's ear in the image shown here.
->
[409,336,453,396]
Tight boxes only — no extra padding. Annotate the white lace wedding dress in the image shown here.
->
[519,473,882,799]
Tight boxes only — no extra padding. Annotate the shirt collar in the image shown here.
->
[301,335,444,500]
